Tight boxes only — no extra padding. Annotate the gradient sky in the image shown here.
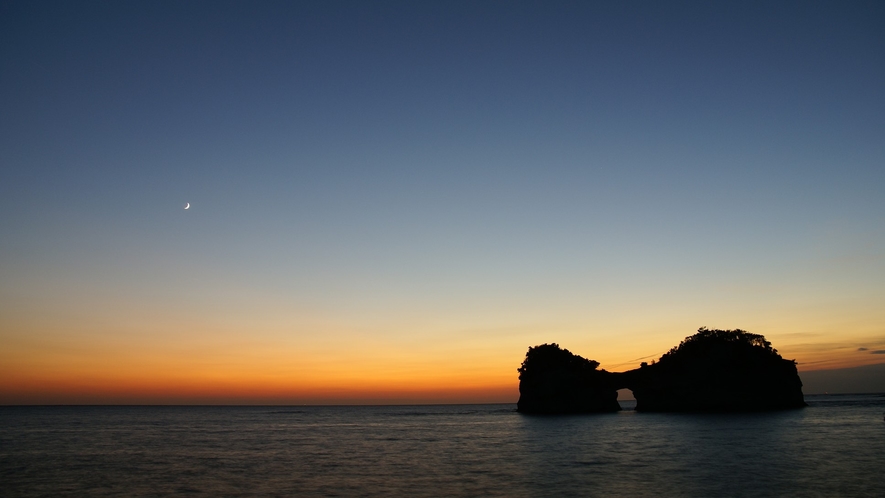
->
[2,1,884,403]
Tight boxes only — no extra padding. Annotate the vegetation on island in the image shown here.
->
[517,343,601,380]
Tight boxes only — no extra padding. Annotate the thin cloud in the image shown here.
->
[858,347,869,351]
[606,352,666,369]
[870,350,885,354]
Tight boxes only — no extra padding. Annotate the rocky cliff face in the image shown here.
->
[516,344,620,414]
[517,329,806,414]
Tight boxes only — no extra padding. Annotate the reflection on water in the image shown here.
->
[1,394,883,496]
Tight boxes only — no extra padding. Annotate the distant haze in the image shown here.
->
[800,363,885,395]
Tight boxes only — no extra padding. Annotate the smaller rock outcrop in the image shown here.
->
[516,343,620,414]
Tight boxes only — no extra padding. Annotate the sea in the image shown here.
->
[1,394,883,497]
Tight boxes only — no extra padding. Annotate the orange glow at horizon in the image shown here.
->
[0,366,520,405]
[3,326,882,405]
[2,291,883,404]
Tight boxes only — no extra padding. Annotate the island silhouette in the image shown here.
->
[517,328,807,413]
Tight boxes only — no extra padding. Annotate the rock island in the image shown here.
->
[517,328,807,413]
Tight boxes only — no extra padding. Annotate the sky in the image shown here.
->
[1,0,884,404]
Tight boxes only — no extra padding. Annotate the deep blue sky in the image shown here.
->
[1,1,884,401]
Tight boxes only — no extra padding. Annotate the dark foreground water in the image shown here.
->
[2,394,884,497]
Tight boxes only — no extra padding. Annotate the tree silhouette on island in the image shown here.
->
[517,328,807,414]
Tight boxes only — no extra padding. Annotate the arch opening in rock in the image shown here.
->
[616,389,635,410]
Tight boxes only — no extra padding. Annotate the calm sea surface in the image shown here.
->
[2,394,884,497]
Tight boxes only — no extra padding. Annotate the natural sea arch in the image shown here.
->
[517,329,807,414]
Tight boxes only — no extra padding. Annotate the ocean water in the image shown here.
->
[1,394,884,497]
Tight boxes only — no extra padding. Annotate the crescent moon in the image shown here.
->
[184,202,190,210]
